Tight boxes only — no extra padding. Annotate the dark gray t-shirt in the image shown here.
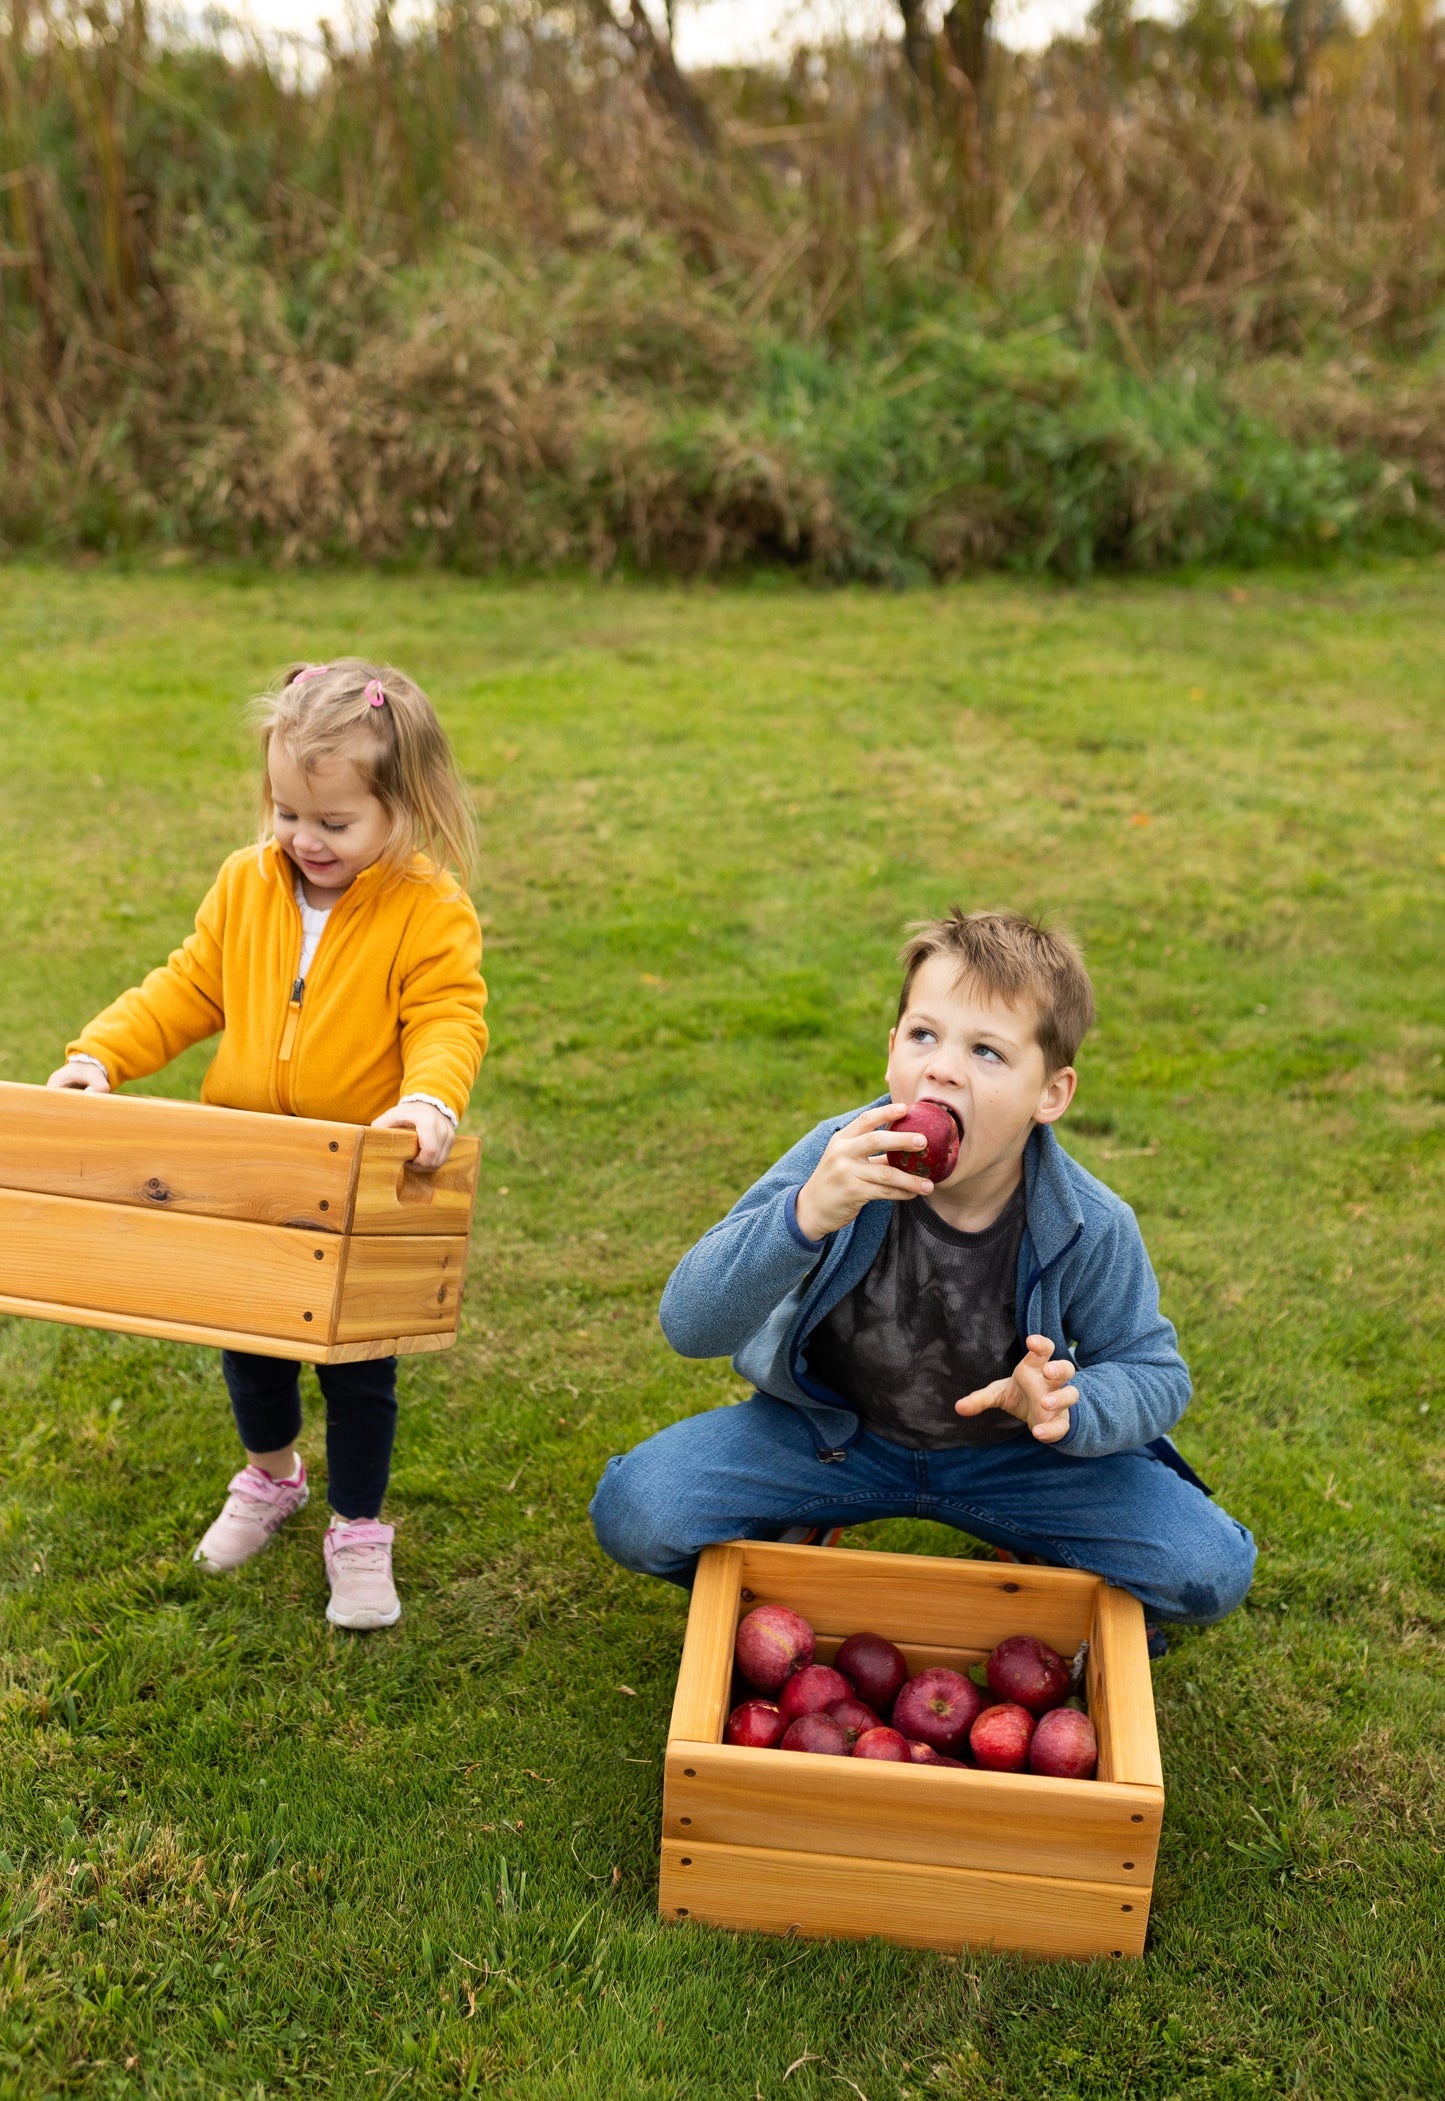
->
[803,1182,1027,1450]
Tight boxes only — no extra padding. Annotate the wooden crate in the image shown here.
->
[660,1540,1164,1961]
[0,1082,479,1363]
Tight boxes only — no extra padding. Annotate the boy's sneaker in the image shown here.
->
[324,1519,401,1630]
[776,1524,846,1548]
[193,1463,308,1572]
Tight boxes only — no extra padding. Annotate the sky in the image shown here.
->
[228,0,1097,69]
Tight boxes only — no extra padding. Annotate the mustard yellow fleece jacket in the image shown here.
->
[70,843,488,1125]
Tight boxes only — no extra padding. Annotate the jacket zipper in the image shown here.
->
[276,880,308,1113]
[278,975,305,1073]
[276,870,359,1111]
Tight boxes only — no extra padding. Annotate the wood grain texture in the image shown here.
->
[669,1544,746,1744]
[331,1233,470,1342]
[664,1742,1163,1885]
[0,1081,360,1229]
[736,1540,1099,1654]
[659,1839,1150,1959]
[0,1293,421,1363]
[0,1294,456,1361]
[0,1187,340,1342]
[1088,1585,1164,1789]
[349,1131,481,1237]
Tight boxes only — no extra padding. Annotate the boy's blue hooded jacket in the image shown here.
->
[659,1100,1193,1464]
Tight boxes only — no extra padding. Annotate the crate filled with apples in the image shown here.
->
[728,1615,1099,1781]
[660,1540,1164,1961]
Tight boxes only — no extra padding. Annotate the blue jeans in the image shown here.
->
[590,1397,1256,1625]
[221,1350,398,1521]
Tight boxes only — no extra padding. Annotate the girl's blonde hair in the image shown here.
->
[253,657,478,887]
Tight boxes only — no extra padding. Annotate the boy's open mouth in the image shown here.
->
[920,1098,965,1145]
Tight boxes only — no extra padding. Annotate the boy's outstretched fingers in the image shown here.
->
[955,1335,1079,1442]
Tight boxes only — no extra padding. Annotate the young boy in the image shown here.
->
[590,908,1255,1627]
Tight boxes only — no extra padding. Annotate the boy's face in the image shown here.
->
[885,954,1076,1191]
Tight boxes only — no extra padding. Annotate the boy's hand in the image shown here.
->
[47,1060,110,1093]
[955,1334,1079,1444]
[793,1102,930,1243]
[373,1102,455,1170]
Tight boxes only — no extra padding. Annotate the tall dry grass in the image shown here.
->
[2,0,1444,573]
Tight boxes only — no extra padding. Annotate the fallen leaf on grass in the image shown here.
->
[616,1684,637,1696]
[1128,812,1152,827]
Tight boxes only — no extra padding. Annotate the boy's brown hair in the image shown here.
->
[897,908,1095,1073]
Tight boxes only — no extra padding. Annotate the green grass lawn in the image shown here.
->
[1,560,1443,2099]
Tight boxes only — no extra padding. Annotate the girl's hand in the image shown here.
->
[793,1101,928,1243]
[48,1060,111,1093]
[373,1101,455,1170]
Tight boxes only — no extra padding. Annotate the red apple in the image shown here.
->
[1028,1706,1098,1780]
[779,1664,853,1722]
[908,1742,966,1767]
[827,1697,882,1748]
[724,1700,785,1749]
[734,1605,815,1694]
[969,1701,1035,1772]
[780,1713,850,1756]
[985,1634,1070,1717]
[885,1100,961,1184]
[852,1727,911,1762]
[892,1668,983,1754]
[832,1633,909,1716]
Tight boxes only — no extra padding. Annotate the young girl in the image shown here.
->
[49,658,488,1632]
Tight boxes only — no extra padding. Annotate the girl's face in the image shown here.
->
[269,741,392,898]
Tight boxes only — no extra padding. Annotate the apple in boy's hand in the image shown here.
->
[725,1700,785,1749]
[985,1635,1070,1716]
[780,1713,850,1755]
[969,1701,1035,1772]
[779,1664,853,1722]
[885,1101,961,1185]
[833,1632,909,1716]
[828,1697,882,1748]
[1028,1706,1098,1779]
[852,1727,912,1762]
[892,1668,983,1754]
[735,1605,815,1693]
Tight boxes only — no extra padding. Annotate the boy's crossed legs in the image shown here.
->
[591,1396,1256,1626]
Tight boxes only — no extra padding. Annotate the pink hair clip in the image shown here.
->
[364,680,387,708]
[289,662,331,687]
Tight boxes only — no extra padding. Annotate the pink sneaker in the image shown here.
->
[193,1463,308,1572]
[324,1519,401,1630]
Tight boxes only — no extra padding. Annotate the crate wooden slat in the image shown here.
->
[660,1540,1165,1961]
[663,1743,1162,1886]
[660,1840,1150,1961]
[0,1081,477,1235]
[0,1082,478,1362]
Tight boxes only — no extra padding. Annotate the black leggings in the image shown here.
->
[221,1350,398,1521]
